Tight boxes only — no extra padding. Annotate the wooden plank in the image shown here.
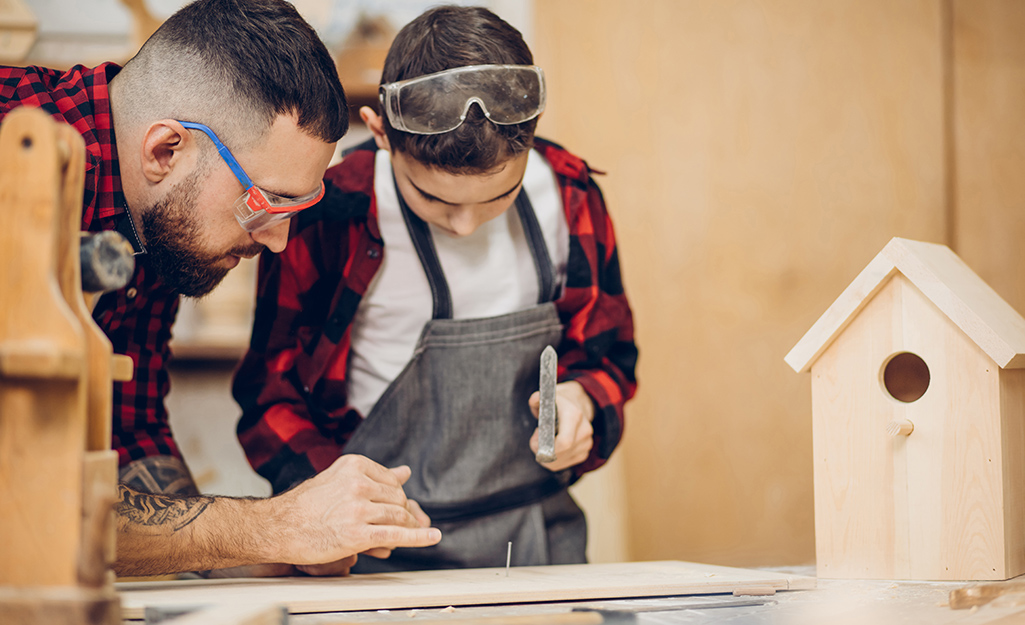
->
[116,561,815,618]
[151,603,286,625]
[999,368,1025,578]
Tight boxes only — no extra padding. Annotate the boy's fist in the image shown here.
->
[528,381,596,472]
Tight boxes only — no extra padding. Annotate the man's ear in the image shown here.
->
[140,120,192,183]
[359,106,391,152]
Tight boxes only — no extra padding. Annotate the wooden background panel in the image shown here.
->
[953,0,1025,312]
[533,0,946,566]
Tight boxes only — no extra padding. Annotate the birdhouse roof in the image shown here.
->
[785,237,1025,373]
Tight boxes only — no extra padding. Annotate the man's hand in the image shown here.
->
[205,556,359,578]
[528,381,595,472]
[268,455,442,566]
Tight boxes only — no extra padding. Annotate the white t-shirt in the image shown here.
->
[346,148,569,417]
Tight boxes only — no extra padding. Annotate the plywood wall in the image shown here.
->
[534,0,952,566]
[952,0,1025,312]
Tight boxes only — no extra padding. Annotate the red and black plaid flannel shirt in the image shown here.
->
[233,139,638,493]
[2,63,182,466]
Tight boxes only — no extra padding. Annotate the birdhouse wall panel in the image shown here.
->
[811,276,906,578]
[999,369,1025,578]
[812,275,1012,579]
[899,276,1006,580]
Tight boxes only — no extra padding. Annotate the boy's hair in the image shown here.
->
[116,0,347,153]
[380,5,537,174]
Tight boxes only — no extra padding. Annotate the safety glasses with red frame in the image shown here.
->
[178,121,325,232]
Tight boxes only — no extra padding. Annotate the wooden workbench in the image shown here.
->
[116,564,1025,625]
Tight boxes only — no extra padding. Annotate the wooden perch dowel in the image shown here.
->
[886,420,914,436]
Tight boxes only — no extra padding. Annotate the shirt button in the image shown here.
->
[367,248,380,259]
[303,386,310,393]
[126,287,137,299]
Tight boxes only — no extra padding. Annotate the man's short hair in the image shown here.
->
[117,0,347,152]
[380,5,536,174]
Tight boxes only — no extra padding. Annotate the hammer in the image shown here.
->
[536,345,558,463]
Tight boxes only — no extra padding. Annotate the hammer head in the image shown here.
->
[536,345,558,463]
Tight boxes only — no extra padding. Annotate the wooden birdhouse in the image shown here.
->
[786,237,1025,581]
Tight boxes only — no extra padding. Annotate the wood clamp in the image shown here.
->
[0,107,126,624]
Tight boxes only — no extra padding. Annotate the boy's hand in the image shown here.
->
[528,381,595,472]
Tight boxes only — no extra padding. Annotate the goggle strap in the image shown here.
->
[220,144,254,189]
[178,121,254,190]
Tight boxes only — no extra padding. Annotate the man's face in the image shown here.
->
[141,167,249,297]
[141,114,335,297]
[390,149,530,238]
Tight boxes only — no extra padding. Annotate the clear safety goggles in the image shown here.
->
[379,64,546,135]
[178,121,325,232]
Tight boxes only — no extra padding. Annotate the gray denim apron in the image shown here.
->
[344,182,587,572]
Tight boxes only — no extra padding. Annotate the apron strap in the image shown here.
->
[418,474,569,523]
[395,175,454,320]
[514,190,559,304]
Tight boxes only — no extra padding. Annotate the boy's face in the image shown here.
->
[391,149,530,237]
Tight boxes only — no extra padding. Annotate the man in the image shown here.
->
[0,0,439,576]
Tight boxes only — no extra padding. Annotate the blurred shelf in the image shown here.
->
[169,341,247,364]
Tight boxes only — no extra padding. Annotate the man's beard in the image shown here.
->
[140,171,264,298]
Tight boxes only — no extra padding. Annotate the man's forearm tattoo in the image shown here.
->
[119,455,200,496]
[117,484,213,532]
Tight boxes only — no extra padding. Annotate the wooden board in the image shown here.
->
[116,561,815,618]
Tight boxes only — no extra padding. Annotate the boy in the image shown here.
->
[233,5,637,571]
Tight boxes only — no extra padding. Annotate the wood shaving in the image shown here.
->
[440,606,457,613]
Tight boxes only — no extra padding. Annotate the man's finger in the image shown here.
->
[354,455,409,487]
[353,475,412,509]
[406,499,432,528]
[368,525,442,550]
[296,554,358,577]
[207,563,297,578]
[325,454,406,488]
[387,465,412,485]
[363,501,428,529]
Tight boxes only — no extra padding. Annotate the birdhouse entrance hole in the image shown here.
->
[881,352,930,403]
